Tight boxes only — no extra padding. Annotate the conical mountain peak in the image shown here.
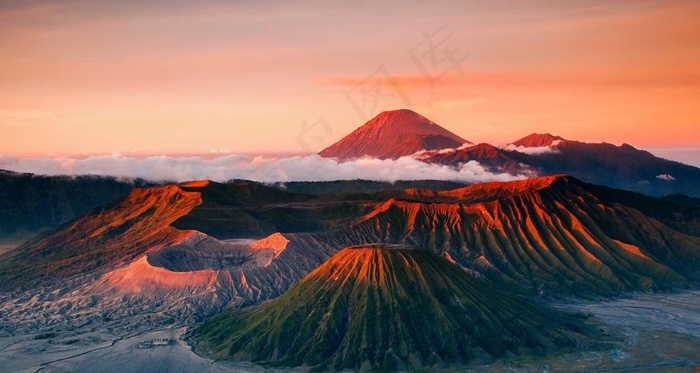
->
[360,109,441,131]
[319,109,469,160]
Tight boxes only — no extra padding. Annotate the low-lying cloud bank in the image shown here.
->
[502,143,560,155]
[0,154,526,184]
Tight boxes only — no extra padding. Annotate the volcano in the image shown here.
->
[2,175,700,339]
[315,108,700,196]
[3,176,700,297]
[188,245,587,371]
[318,109,469,160]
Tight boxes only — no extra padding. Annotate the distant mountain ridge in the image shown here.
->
[318,110,700,197]
[0,170,141,240]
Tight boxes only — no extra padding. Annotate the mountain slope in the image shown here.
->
[0,185,202,290]
[3,176,699,297]
[0,170,138,240]
[315,108,700,196]
[419,133,700,197]
[319,109,468,160]
[511,133,566,147]
[315,176,700,295]
[418,143,542,174]
[0,180,373,292]
[2,176,699,337]
[188,246,589,371]
[527,139,700,197]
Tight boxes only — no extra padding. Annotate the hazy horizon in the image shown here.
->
[1,141,699,183]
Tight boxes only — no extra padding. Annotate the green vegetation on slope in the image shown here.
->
[189,247,591,371]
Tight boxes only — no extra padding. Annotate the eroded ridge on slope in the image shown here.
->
[189,245,593,371]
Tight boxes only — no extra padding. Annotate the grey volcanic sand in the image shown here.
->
[501,292,700,373]
[2,328,277,373]
[1,292,699,372]
[37,328,238,373]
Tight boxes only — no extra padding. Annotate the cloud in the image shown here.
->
[656,174,676,181]
[412,143,475,159]
[501,144,559,155]
[0,153,525,184]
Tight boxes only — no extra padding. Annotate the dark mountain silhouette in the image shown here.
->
[420,132,700,197]
[514,137,700,197]
[0,170,140,240]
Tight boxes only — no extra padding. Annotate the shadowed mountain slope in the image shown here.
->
[526,139,700,197]
[422,136,700,197]
[0,170,139,239]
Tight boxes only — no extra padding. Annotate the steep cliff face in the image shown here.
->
[320,176,700,295]
[189,246,588,371]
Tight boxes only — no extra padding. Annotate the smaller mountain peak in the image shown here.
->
[467,142,501,153]
[511,133,567,147]
[438,174,578,202]
[178,180,211,188]
[250,232,289,252]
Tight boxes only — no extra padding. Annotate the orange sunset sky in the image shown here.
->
[1,0,699,157]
